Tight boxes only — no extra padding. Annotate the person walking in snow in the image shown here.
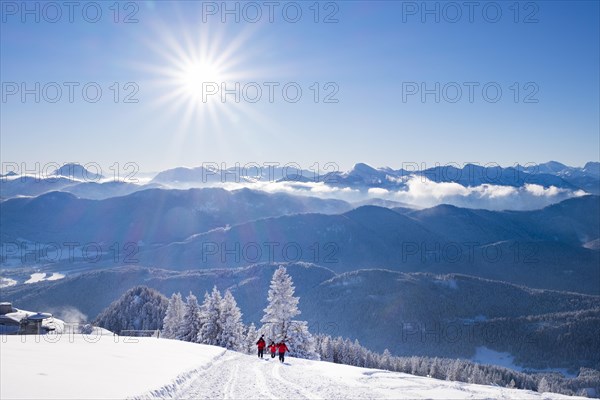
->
[277,341,289,363]
[269,341,277,358]
[256,335,266,359]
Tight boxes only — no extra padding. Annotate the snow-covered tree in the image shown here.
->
[538,377,550,393]
[429,357,443,380]
[381,349,392,370]
[162,292,185,339]
[218,289,245,351]
[260,266,300,342]
[177,292,203,342]
[447,359,461,381]
[260,266,318,360]
[245,323,258,354]
[365,351,376,369]
[198,287,222,346]
[354,339,366,367]
[319,335,334,362]
[341,338,355,365]
[286,320,319,360]
[332,336,344,363]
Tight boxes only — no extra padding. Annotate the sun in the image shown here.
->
[131,17,286,166]
[135,17,281,141]
[179,60,224,98]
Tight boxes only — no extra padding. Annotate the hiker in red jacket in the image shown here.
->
[269,341,277,358]
[277,341,289,363]
[256,335,266,359]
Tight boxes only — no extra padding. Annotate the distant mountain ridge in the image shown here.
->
[2,190,597,293]
[0,187,351,245]
[151,161,599,188]
[2,161,598,200]
[275,161,600,193]
[133,195,600,294]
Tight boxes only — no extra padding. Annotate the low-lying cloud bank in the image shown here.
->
[388,178,586,210]
[216,177,587,211]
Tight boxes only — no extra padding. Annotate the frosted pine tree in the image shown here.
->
[198,286,222,346]
[245,323,258,354]
[365,351,376,368]
[538,377,550,393]
[286,320,320,360]
[448,359,461,381]
[341,338,355,365]
[260,266,318,360]
[218,289,245,351]
[319,335,334,362]
[332,337,343,363]
[354,339,366,367]
[261,266,300,342]
[162,292,185,339]
[381,349,392,370]
[177,292,202,342]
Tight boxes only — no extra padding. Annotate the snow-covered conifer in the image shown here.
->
[218,289,245,351]
[245,323,258,354]
[260,266,300,342]
[286,320,319,360]
[198,286,222,346]
[162,292,185,339]
[177,292,202,342]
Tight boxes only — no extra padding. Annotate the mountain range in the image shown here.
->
[2,187,598,293]
[135,195,599,293]
[0,188,351,245]
[2,161,599,200]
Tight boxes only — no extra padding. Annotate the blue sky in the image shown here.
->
[1,1,598,173]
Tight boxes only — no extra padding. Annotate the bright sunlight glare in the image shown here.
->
[132,13,281,160]
[180,60,225,98]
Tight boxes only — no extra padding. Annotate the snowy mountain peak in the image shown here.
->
[350,162,378,173]
[583,162,600,177]
[52,163,104,181]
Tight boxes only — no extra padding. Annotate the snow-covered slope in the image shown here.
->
[0,335,225,399]
[0,335,584,400]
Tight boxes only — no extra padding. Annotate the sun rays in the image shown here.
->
[133,12,277,142]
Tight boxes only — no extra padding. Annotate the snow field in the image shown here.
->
[0,335,225,400]
[1,334,586,400]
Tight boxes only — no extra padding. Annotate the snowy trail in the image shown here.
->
[1,336,584,400]
[253,364,278,400]
[270,362,322,400]
[169,352,327,400]
[171,352,328,400]
[164,351,582,400]
[171,352,274,400]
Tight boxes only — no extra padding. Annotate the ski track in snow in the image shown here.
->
[169,353,265,400]
[271,362,322,400]
[134,349,228,399]
[254,363,277,400]
[142,350,585,400]
[170,352,325,400]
